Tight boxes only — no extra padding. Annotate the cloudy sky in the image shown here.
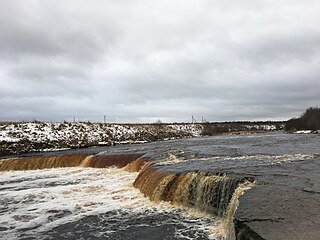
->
[1,0,319,123]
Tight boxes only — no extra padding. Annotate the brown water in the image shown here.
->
[1,132,319,240]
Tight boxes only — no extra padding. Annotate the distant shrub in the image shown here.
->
[201,123,229,135]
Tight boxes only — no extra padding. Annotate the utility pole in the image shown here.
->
[192,116,197,124]
[73,117,75,123]
[104,115,106,124]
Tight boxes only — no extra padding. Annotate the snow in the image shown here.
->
[169,124,203,136]
[0,122,199,144]
[295,130,313,134]
[0,122,201,155]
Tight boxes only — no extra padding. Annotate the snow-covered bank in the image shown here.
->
[0,122,201,155]
[0,121,282,156]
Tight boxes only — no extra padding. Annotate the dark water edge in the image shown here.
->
[13,211,211,240]
[45,212,209,240]
[234,220,264,240]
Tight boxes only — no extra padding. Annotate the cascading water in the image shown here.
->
[133,169,247,217]
[0,153,253,240]
[133,167,255,239]
[0,154,146,171]
[0,155,89,171]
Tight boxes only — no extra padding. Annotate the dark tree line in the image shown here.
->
[285,107,320,132]
[201,121,284,136]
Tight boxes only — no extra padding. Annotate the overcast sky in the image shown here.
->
[1,0,319,123]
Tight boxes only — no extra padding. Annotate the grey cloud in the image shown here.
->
[0,1,118,63]
[0,0,319,122]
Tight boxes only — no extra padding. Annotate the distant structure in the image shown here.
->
[192,116,198,124]
[201,116,208,123]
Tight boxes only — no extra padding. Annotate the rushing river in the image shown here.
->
[0,167,224,240]
[0,132,319,240]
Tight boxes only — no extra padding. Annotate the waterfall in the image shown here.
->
[0,153,254,239]
[0,155,89,171]
[0,154,145,171]
[133,168,246,217]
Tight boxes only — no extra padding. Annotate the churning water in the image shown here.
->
[0,167,224,240]
[1,132,319,240]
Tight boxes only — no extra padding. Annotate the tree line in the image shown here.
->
[285,107,320,132]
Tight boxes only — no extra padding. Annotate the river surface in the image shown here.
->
[0,132,319,240]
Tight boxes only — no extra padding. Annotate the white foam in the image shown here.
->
[157,153,318,166]
[0,167,220,239]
